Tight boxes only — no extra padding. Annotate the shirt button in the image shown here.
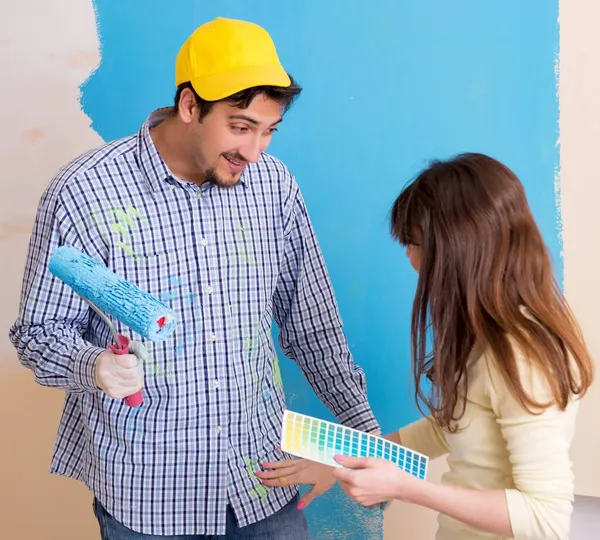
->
[216,425,222,434]
[206,285,213,294]
[168,185,175,191]
[194,192,202,200]
[210,333,217,342]
[214,379,220,388]
[201,238,208,246]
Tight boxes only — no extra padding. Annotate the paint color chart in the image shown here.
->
[281,410,429,480]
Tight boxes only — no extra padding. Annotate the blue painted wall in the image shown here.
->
[83,1,560,537]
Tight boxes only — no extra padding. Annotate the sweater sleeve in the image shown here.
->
[398,416,451,460]
[486,353,577,540]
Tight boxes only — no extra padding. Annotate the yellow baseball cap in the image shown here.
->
[175,17,291,101]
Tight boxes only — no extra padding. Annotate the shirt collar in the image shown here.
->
[136,108,172,194]
[136,108,249,194]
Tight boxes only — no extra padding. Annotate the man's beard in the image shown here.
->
[204,152,246,188]
[205,167,239,188]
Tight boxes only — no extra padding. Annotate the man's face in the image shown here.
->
[184,92,283,187]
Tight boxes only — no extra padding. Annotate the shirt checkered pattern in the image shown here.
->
[9,109,379,536]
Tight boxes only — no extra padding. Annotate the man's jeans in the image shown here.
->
[93,495,310,540]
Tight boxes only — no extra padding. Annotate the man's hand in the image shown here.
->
[257,459,336,510]
[95,349,143,399]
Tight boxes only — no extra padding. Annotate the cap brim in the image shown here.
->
[191,64,291,102]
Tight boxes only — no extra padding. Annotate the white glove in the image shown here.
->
[95,344,145,399]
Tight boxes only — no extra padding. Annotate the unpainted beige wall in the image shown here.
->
[1,1,598,539]
[0,0,102,536]
[557,0,600,499]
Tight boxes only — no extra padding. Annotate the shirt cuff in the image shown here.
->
[505,489,528,539]
[337,401,380,434]
[72,344,104,393]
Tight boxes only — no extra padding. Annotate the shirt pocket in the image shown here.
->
[107,247,202,399]
[106,246,192,349]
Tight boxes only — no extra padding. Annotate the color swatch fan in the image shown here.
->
[280,410,429,480]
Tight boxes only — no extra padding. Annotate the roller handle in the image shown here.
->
[108,334,144,408]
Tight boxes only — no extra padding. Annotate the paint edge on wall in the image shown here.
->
[78,0,104,140]
[554,13,565,286]
[554,56,563,265]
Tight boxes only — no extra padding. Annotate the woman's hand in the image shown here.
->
[334,456,514,537]
[257,458,336,509]
[332,455,425,507]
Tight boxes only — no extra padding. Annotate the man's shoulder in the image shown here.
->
[257,152,290,171]
[249,152,297,186]
[50,134,138,195]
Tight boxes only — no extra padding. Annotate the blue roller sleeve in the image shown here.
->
[48,245,177,342]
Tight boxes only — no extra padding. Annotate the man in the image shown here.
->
[9,17,379,539]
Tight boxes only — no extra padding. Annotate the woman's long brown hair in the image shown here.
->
[390,152,594,432]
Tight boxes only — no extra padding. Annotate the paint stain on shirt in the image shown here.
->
[243,457,270,500]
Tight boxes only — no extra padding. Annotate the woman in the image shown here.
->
[333,153,594,539]
[259,153,593,539]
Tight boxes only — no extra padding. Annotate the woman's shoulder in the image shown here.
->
[479,339,580,417]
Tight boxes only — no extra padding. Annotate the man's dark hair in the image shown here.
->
[172,75,302,120]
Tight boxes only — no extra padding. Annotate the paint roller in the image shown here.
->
[48,245,177,408]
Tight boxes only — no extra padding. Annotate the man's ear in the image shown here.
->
[177,87,198,124]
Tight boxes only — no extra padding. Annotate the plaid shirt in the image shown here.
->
[9,109,379,536]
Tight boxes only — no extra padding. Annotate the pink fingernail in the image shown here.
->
[334,455,345,462]
[297,502,306,510]
[255,471,263,477]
